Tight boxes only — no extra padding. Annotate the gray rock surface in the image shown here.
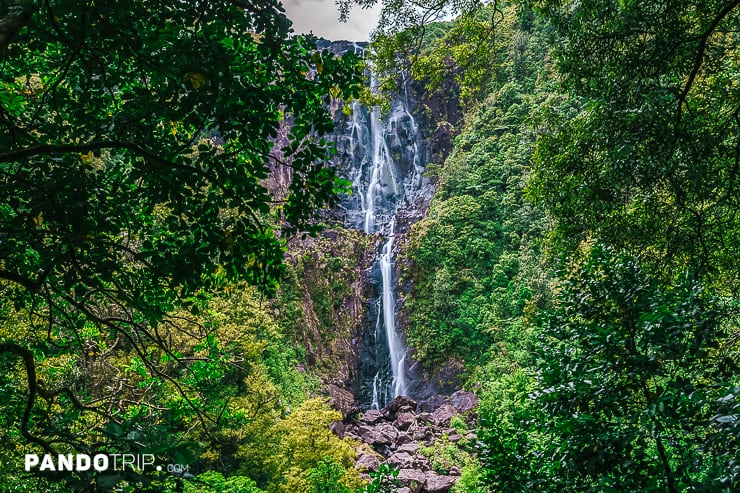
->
[424,473,458,493]
[449,390,479,414]
[398,469,427,493]
[341,393,480,493]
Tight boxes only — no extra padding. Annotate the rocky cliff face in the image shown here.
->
[268,38,466,411]
[277,229,376,395]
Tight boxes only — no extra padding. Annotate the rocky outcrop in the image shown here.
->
[336,391,479,493]
[279,229,376,396]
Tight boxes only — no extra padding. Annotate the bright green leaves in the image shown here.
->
[402,5,553,370]
[0,1,361,488]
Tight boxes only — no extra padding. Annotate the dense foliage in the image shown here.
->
[0,0,364,491]
[369,0,740,491]
[402,3,552,368]
[3,0,740,492]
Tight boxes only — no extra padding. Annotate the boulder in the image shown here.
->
[396,442,419,455]
[360,409,385,425]
[381,395,417,419]
[398,469,427,493]
[449,390,478,413]
[395,432,413,448]
[375,422,399,443]
[423,473,458,493]
[411,426,435,444]
[395,411,416,430]
[358,425,393,446]
[431,404,458,426]
[355,453,381,472]
[387,451,415,469]
[447,433,463,443]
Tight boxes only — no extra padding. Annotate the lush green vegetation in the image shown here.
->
[368,0,740,490]
[0,0,370,491]
[3,0,740,492]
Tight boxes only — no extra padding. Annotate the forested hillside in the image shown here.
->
[1,0,739,492]
[388,0,740,491]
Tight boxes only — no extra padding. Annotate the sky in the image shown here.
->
[282,0,382,41]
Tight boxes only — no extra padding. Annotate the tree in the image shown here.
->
[530,0,740,291]
[0,0,360,480]
[267,398,360,493]
[536,245,737,492]
[525,3,740,487]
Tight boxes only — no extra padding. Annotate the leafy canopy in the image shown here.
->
[0,0,360,458]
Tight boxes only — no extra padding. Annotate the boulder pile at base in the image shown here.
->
[331,391,479,493]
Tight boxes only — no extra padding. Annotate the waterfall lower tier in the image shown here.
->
[367,232,408,410]
[379,226,408,398]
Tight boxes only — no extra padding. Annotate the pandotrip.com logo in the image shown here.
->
[25,453,190,474]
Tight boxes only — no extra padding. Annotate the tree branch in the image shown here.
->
[676,0,740,120]
[0,342,54,452]
[0,140,171,166]
[0,269,43,291]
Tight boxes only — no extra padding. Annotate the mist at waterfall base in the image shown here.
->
[334,79,430,409]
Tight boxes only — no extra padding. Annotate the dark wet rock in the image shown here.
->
[417,395,447,412]
[407,360,465,403]
[316,39,369,56]
[382,395,417,419]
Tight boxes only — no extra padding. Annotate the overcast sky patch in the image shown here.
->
[283,0,381,41]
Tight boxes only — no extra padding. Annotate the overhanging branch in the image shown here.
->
[676,0,740,122]
[0,342,54,452]
[0,140,173,166]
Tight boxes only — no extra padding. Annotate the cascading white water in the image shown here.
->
[336,65,429,408]
[380,220,408,397]
[370,372,381,410]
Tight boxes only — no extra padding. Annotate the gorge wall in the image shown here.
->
[272,41,463,412]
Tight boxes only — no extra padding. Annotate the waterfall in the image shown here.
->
[336,70,428,409]
[380,220,408,397]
